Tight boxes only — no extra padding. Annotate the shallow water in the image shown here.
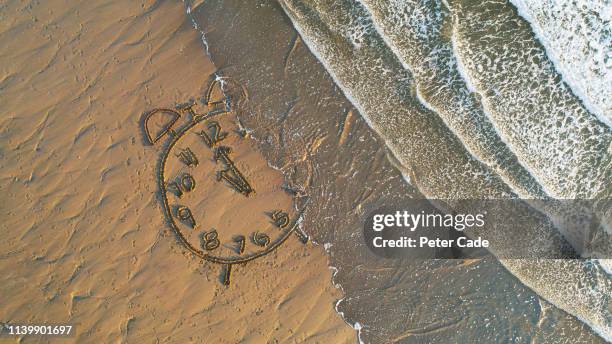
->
[186,0,610,342]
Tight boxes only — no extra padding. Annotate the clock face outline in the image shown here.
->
[158,115,305,265]
[145,79,308,284]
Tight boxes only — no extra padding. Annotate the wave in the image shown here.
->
[510,0,612,127]
[277,0,611,340]
[447,0,610,200]
[356,0,547,200]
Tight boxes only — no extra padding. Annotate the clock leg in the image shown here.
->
[293,229,309,244]
[222,264,232,286]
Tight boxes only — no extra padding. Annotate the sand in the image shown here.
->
[0,0,356,342]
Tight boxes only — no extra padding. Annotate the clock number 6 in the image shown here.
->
[271,210,289,228]
[252,231,270,247]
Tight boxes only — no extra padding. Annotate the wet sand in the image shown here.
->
[187,0,607,343]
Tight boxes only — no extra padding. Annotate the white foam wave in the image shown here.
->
[448,0,611,200]
[181,0,212,57]
[357,0,549,199]
[510,0,612,128]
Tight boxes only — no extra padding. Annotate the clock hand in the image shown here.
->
[214,146,254,197]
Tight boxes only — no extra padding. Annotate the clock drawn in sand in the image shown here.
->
[143,79,308,285]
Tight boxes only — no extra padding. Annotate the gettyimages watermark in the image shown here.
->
[363,199,611,259]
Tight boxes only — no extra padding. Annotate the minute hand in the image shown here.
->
[214,146,254,197]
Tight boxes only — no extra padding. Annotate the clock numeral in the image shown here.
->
[167,173,196,198]
[252,232,271,247]
[197,121,227,148]
[201,230,220,251]
[180,173,196,192]
[233,235,246,254]
[271,210,289,228]
[167,181,183,198]
[176,206,196,228]
[214,146,254,197]
[176,147,199,167]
